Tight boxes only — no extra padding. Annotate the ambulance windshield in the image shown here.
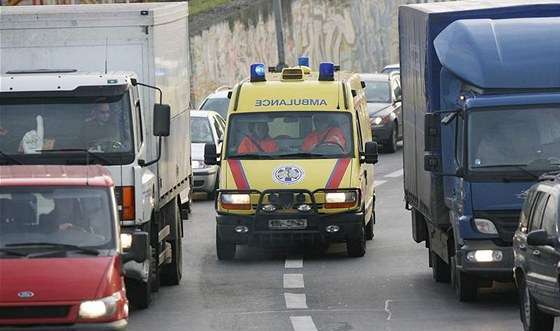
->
[226,112,353,158]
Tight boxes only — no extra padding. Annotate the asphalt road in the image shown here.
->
[128,143,542,331]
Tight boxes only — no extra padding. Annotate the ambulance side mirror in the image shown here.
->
[205,143,219,165]
[362,141,378,164]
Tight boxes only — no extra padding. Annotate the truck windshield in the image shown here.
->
[468,106,560,172]
[0,186,115,255]
[0,95,133,163]
[225,111,353,158]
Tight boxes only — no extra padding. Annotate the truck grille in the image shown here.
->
[0,306,71,319]
[474,210,521,245]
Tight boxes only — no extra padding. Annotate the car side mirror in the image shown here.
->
[527,229,558,247]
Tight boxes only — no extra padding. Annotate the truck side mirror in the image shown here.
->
[122,232,149,263]
[204,143,218,165]
[153,103,170,137]
[363,141,378,164]
[424,113,440,152]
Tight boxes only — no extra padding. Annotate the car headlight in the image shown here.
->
[325,191,358,208]
[192,160,207,169]
[220,193,251,210]
[474,218,498,235]
[78,293,121,319]
[371,115,390,125]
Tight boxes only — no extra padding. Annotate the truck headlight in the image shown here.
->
[325,191,358,209]
[220,193,251,210]
[120,233,132,250]
[474,218,498,235]
[78,293,120,319]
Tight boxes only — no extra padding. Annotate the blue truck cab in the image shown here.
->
[399,0,560,301]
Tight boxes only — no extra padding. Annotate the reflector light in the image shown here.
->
[319,62,335,81]
[250,63,266,82]
[298,57,309,67]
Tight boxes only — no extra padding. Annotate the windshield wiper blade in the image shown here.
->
[0,150,23,165]
[41,148,112,165]
[0,248,28,257]
[5,242,99,255]
[474,164,540,181]
[231,153,273,159]
[280,152,326,157]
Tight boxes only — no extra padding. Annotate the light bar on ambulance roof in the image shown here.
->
[319,62,335,81]
[298,56,310,67]
[250,63,266,82]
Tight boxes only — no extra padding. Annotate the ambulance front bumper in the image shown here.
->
[216,212,364,247]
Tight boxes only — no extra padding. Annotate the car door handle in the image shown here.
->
[519,243,526,251]
[533,250,541,257]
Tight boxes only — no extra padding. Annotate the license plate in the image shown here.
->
[269,219,307,230]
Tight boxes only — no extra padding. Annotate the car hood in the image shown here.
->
[191,143,205,160]
[367,103,392,117]
[0,257,115,303]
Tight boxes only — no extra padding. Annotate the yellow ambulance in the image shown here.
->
[205,60,378,260]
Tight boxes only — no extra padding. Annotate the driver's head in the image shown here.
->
[249,122,269,140]
[313,114,331,133]
[54,198,77,218]
[93,102,111,123]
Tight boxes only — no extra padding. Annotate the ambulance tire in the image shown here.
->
[365,211,375,240]
[216,228,236,260]
[347,222,366,257]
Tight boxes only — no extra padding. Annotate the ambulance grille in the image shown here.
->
[251,232,323,248]
[0,306,71,319]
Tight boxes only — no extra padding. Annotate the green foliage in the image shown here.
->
[189,0,231,17]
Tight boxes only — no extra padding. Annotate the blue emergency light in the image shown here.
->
[250,63,266,82]
[298,57,310,67]
[318,62,335,81]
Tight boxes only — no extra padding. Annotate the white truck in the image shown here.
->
[0,2,192,309]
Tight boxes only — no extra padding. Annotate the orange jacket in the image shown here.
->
[237,136,279,153]
[302,127,346,151]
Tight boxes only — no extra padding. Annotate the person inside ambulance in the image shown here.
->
[302,113,347,152]
[237,121,279,153]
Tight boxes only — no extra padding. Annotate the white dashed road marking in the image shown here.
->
[285,256,303,268]
[385,169,403,178]
[284,274,305,288]
[290,316,318,331]
[374,180,387,188]
[284,293,308,309]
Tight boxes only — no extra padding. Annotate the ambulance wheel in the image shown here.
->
[347,222,366,257]
[451,256,478,302]
[125,277,152,310]
[216,228,236,260]
[365,211,375,240]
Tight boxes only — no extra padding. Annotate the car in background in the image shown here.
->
[361,72,402,153]
[380,63,400,74]
[513,171,560,331]
[191,110,225,200]
[197,86,232,120]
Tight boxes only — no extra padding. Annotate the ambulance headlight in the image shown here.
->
[474,218,498,235]
[250,63,266,82]
[319,62,335,81]
[78,293,120,319]
[220,193,251,210]
[325,191,358,209]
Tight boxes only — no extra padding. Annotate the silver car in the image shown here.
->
[361,72,402,153]
[190,110,225,200]
[197,86,231,120]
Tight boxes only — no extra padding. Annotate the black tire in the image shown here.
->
[431,251,451,283]
[207,174,219,201]
[347,222,366,257]
[452,256,478,302]
[519,275,555,331]
[365,211,375,240]
[160,201,183,286]
[125,273,152,309]
[384,123,397,153]
[216,227,236,260]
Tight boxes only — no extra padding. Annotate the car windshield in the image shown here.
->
[225,111,353,159]
[0,95,133,162]
[199,97,229,119]
[364,80,390,103]
[191,117,214,143]
[468,106,560,172]
[0,186,115,256]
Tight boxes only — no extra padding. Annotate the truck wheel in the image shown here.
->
[452,256,478,302]
[519,274,554,331]
[384,124,397,153]
[365,211,375,240]
[161,200,183,286]
[431,251,450,283]
[125,278,152,310]
[216,228,236,260]
[347,222,366,257]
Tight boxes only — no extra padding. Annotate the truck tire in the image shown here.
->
[451,256,478,302]
[365,211,375,240]
[125,260,153,309]
[160,200,183,286]
[216,227,236,260]
[519,274,554,331]
[384,123,397,153]
[347,222,366,257]
[431,251,451,283]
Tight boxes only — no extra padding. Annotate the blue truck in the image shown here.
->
[399,0,560,301]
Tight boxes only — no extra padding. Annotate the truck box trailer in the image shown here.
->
[399,0,560,301]
[0,2,192,308]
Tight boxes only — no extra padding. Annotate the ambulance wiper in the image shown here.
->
[281,152,327,158]
[232,153,273,159]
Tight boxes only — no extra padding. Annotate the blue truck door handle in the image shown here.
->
[533,250,541,257]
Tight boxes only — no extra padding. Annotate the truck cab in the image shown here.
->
[0,165,147,330]
[205,61,379,260]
